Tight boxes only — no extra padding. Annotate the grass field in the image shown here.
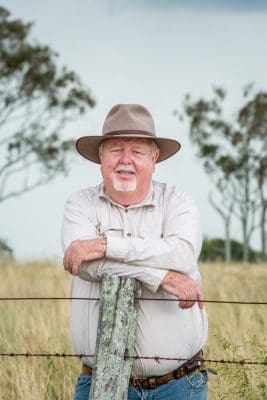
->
[0,259,266,399]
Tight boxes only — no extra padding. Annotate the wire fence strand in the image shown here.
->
[1,296,266,368]
[1,352,266,366]
[0,296,267,305]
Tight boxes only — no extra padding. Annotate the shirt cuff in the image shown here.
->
[105,237,129,260]
[145,269,167,293]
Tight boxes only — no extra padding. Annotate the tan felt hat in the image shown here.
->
[76,104,181,163]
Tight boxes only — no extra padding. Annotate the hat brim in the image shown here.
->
[76,134,181,164]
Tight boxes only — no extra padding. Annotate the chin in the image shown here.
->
[112,178,137,192]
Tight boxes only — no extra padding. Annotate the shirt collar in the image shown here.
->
[98,182,156,209]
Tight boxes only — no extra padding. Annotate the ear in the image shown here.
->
[152,148,160,164]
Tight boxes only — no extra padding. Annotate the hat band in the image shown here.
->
[103,130,156,138]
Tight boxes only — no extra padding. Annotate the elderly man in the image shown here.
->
[62,104,208,400]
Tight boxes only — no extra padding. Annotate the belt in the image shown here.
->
[82,350,205,390]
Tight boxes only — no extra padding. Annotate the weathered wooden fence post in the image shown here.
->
[89,275,141,400]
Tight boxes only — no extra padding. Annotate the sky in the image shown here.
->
[1,0,267,259]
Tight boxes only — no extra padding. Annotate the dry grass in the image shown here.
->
[0,259,79,400]
[0,259,266,399]
[200,263,267,399]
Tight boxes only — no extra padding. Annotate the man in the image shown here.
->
[62,104,208,400]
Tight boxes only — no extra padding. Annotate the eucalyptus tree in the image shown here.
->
[0,6,95,203]
[177,84,267,262]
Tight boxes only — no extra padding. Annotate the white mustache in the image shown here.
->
[115,165,136,174]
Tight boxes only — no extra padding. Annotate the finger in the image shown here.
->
[179,290,197,309]
[71,260,81,275]
[180,299,196,309]
[197,288,205,309]
[63,256,73,274]
[63,254,69,271]
[178,291,189,309]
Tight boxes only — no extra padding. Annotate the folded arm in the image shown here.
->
[61,195,165,292]
[61,190,204,308]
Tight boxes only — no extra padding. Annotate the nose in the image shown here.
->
[119,149,132,164]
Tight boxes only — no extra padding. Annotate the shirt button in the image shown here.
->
[125,209,128,213]
[127,232,132,237]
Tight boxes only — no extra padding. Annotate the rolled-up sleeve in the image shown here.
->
[61,189,166,292]
[105,191,202,282]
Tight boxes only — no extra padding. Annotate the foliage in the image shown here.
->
[209,336,267,400]
[0,6,95,203]
[177,84,267,262]
[200,238,260,262]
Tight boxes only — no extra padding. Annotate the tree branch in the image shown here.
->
[0,175,54,203]
[0,158,40,199]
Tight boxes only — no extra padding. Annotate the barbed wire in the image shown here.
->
[0,296,266,305]
[1,297,266,368]
[1,352,266,366]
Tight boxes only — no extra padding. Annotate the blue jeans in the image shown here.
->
[73,370,208,400]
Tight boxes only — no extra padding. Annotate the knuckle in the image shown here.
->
[71,240,79,249]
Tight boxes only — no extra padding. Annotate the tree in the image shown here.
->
[0,7,95,203]
[177,84,267,262]
[0,238,13,258]
[238,91,267,260]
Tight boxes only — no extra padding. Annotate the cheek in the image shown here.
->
[101,159,117,181]
[138,162,155,177]
[100,157,112,173]
[101,164,110,177]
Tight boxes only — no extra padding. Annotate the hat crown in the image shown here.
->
[102,104,155,135]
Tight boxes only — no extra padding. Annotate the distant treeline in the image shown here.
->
[200,238,260,263]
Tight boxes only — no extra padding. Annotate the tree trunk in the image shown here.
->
[209,192,233,263]
[241,131,251,263]
[259,173,267,261]
[89,275,141,400]
[242,216,249,263]
[260,202,267,261]
[225,215,232,263]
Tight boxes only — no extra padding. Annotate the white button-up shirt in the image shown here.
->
[61,180,208,377]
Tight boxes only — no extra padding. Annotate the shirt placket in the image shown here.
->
[122,207,133,239]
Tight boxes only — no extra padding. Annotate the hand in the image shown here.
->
[161,270,204,309]
[63,239,105,275]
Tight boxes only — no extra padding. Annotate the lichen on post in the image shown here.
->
[89,275,141,400]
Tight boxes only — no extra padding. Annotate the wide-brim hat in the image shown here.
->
[76,104,181,163]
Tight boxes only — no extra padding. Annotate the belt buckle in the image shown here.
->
[147,377,157,389]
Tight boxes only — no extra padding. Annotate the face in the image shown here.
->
[99,138,159,205]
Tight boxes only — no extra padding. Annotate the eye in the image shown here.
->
[133,150,144,155]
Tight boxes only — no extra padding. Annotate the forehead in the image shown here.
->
[102,138,152,148]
